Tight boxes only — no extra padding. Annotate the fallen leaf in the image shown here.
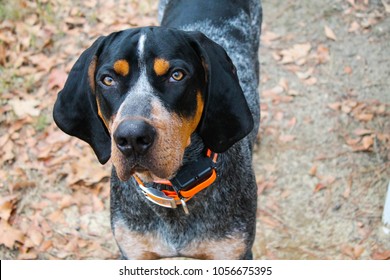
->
[355,113,374,122]
[343,175,353,198]
[353,245,365,259]
[309,165,317,177]
[18,251,38,260]
[261,30,281,45]
[324,25,337,41]
[348,21,360,33]
[280,43,311,64]
[259,215,281,228]
[9,99,40,117]
[0,195,18,221]
[316,44,330,64]
[48,68,68,90]
[279,134,296,143]
[28,229,44,247]
[328,102,342,111]
[0,220,25,249]
[287,89,300,96]
[362,135,374,150]
[287,117,297,127]
[372,250,390,260]
[345,136,361,146]
[314,183,326,193]
[304,77,317,86]
[344,66,353,74]
[279,78,289,91]
[11,181,36,192]
[353,128,372,136]
[382,0,390,13]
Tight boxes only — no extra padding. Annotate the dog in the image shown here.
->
[53,0,262,259]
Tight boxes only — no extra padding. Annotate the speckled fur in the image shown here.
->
[111,0,262,259]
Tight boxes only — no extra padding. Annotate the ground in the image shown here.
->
[0,0,389,260]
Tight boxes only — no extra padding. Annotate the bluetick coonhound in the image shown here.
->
[53,0,262,259]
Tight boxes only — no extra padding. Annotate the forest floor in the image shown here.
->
[0,0,389,259]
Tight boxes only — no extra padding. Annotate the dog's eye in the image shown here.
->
[102,76,115,86]
[169,70,185,82]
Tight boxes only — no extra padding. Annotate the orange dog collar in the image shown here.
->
[133,149,218,214]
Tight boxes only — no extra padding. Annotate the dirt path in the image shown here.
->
[253,0,390,259]
[0,0,389,259]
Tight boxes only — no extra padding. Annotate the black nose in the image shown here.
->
[114,120,156,157]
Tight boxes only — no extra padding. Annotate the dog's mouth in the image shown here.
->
[133,164,148,173]
[113,156,180,183]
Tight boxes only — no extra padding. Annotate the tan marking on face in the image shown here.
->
[113,220,176,259]
[113,59,130,76]
[96,98,110,130]
[183,234,247,259]
[179,92,204,148]
[153,58,170,76]
[88,56,97,93]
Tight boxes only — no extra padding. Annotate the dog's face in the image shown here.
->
[54,27,253,182]
[96,29,206,181]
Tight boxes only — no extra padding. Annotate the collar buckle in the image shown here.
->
[133,149,218,214]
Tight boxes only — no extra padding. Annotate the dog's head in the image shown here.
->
[53,28,253,182]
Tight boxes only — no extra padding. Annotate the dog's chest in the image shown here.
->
[113,219,247,259]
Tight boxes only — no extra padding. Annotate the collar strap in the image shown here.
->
[133,149,218,214]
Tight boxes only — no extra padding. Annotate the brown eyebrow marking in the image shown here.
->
[153,58,170,76]
[113,59,130,76]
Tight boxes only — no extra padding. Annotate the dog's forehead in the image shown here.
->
[102,28,194,63]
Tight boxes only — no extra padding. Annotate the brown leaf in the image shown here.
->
[0,220,25,249]
[304,77,317,86]
[259,215,281,228]
[324,25,337,41]
[362,135,374,150]
[353,245,365,259]
[287,117,297,127]
[316,44,330,64]
[0,195,17,221]
[12,181,36,192]
[328,102,342,111]
[372,250,390,260]
[0,42,6,66]
[9,99,40,117]
[280,43,311,64]
[261,31,280,45]
[345,136,361,146]
[341,244,354,258]
[353,128,372,136]
[314,183,326,193]
[279,134,296,143]
[48,68,68,90]
[344,66,353,75]
[355,113,374,122]
[343,175,353,199]
[348,21,361,33]
[278,78,289,91]
[309,165,317,177]
[27,229,44,247]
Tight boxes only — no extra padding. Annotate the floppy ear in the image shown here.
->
[53,37,111,164]
[189,32,254,153]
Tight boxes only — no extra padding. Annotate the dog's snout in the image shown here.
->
[114,120,156,157]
